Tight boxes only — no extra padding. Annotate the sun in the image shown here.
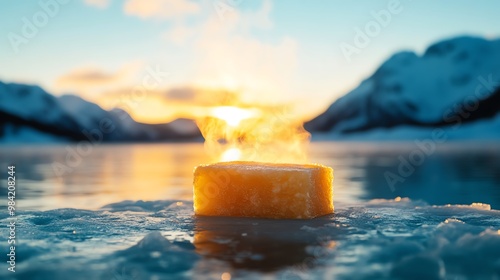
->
[221,147,241,161]
[197,102,310,163]
[210,106,258,127]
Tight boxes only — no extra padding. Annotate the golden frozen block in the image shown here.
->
[193,161,333,219]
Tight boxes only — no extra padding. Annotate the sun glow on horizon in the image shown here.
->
[210,106,259,127]
[197,101,310,163]
[221,147,242,162]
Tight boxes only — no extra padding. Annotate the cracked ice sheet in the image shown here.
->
[0,199,499,280]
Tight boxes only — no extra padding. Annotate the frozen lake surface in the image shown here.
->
[1,142,500,279]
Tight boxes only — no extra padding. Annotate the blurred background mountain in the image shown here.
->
[306,36,500,140]
[0,81,201,143]
[2,36,499,143]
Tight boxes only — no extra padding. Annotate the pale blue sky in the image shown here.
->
[1,0,499,121]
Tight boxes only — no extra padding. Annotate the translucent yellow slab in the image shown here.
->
[193,161,334,219]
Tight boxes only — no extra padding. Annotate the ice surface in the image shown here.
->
[1,199,499,279]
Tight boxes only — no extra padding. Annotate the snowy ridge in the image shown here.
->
[0,82,201,143]
[306,36,500,139]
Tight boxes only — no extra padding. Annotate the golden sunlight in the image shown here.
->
[210,106,258,127]
[220,147,242,161]
[196,102,310,163]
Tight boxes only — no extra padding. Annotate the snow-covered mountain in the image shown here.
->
[0,81,201,143]
[306,36,500,139]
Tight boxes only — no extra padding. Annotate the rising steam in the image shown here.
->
[196,102,310,163]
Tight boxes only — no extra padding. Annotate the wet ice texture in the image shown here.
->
[1,199,499,280]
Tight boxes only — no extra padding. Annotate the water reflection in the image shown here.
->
[1,142,500,210]
[361,144,500,208]
[0,144,211,210]
[309,142,500,209]
[194,215,335,272]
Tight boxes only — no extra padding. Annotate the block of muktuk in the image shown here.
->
[193,161,333,219]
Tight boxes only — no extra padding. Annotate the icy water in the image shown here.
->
[1,142,500,279]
